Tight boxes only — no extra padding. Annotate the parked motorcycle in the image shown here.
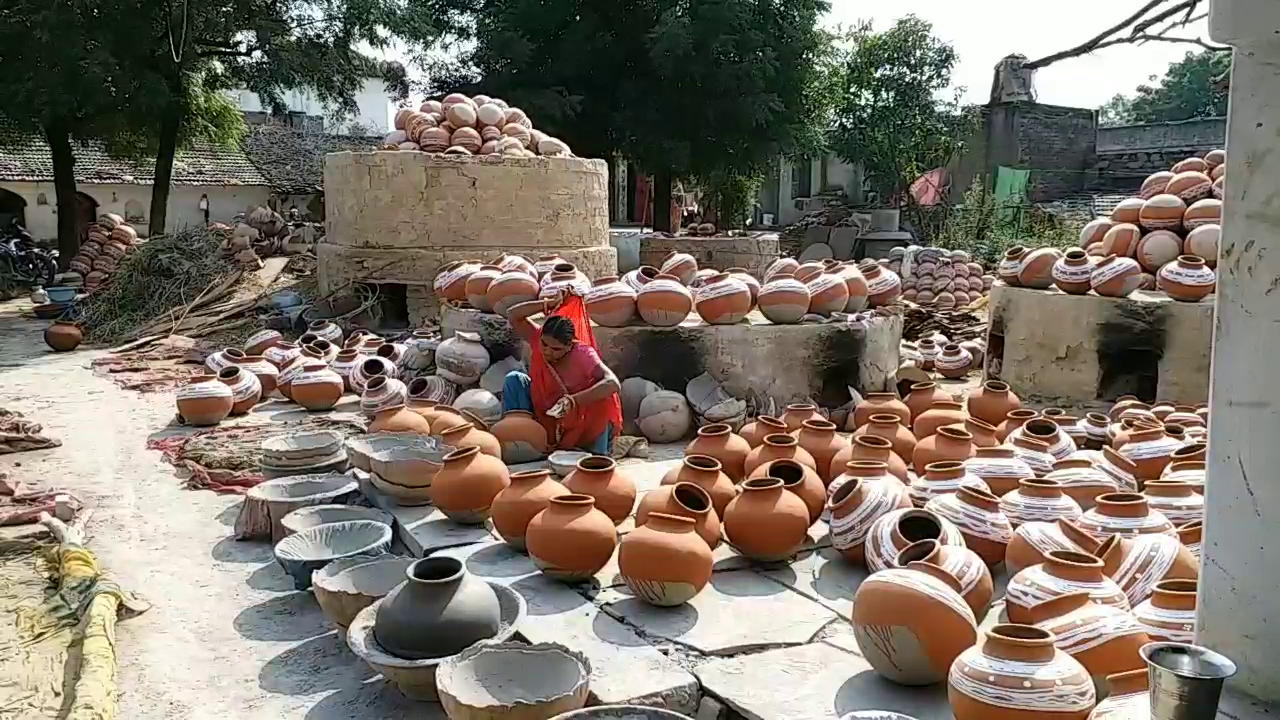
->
[0,225,59,295]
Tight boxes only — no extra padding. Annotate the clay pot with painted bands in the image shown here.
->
[948,624,1095,720]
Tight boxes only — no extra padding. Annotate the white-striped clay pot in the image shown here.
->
[1132,578,1197,644]
[1006,550,1129,624]
[999,478,1083,528]
[948,624,1095,720]
[924,485,1012,568]
[1075,493,1175,541]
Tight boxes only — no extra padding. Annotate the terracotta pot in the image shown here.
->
[618,513,713,606]
[1076,492,1175,541]
[864,507,967,573]
[1095,446,1139,492]
[1009,435,1056,477]
[44,321,82,352]
[263,341,301,370]
[463,264,502,311]
[964,418,998,448]
[1000,478,1083,527]
[1176,519,1202,560]
[684,423,751,481]
[934,344,972,379]
[637,482,720,549]
[790,420,847,484]
[636,273,693,327]
[827,465,912,564]
[948,624,1096,720]
[851,393,910,429]
[176,374,234,426]
[1089,669,1148,719]
[998,246,1028,285]
[764,257,799,282]
[1009,418,1076,461]
[351,356,396,395]
[659,251,698,285]
[896,539,994,618]
[368,393,431,436]
[835,261,869,311]
[905,382,951,423]
[493,253,537,277]
[227,352,279,397]
[756,273,811,324]
[438,420,501,458]
[306,320,344,345]
[1044,459,1119,510]
[1028,592,1150,686]
[1117,425,1181,482]
[490,469,569,549]
[1138,480,1203,528]
[585,276,639,327]
[925,485,1013,568]
[305,339,339,365]
[491,410,549,464]
[430,446,511,524]
[806,270,850,316]
[964,446,1036,497]
[243,329,282,356]
[1096,532,1198,606]
[739,415,787,448]
[1052,249,1095,295]
[779,403,821,432]
[436,331,491,385]
[217,366,261,415]
[722,477,811,561]
[1168,440,1207,464]
[832,435,909,483]
[855,414,917,462]
[1075,412,1111,450]
[743,433,817,477]
[861,263,903,306]
[726,267,761,304]
[996,409,1039,442]
[852,560,978,685]
[660,455,736,516]
[533,254,567,280]
[1005,518,1099,575]
[563,455,637,524]
[487,270,541,316]
[329,348,365,393]
[374,557,501,660]
[1091,254,1143,298]
[748,459,825,524]
[1006,550,1129,624]
[793,261,824,284]
[694,273,753,325]
[526,494,618,581]
[912,426,977,476]
[1158,255,1216,302]
[1130,578,1197,645]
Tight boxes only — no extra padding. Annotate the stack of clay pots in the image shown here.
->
[903,332,987,381]
[1007,148,1225,303]
[67,214,138,292]
[892,246,995,310]
[386,94,571,158]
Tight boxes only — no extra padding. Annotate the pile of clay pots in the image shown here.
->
[1004,148,1225,303]
[892,246,995,309]
[904,333,987,380]
[385,93,571,158]
[66,214,138,292]
[833,382,1205,718]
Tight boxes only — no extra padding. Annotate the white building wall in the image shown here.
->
[227,77,392,134]
[765,155,864,226]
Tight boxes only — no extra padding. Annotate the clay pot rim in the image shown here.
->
[894,538,941,566]
[406,377,431,396]
[443,445,482,462]
[1143,479,1196,495]
[1003,245,1028,259]
[1167,460,1206,471]
[375,343,400,358]
[986,623,1055,646]
[866,413,905,426]
[799,419,838,432]
[458,408,491,430]
[1004,408,1039,421]
[935,426,973,442]
[762,433,799,447]
[957,484,1001,506]
[365,375,390,392]
[740,476,784,492]
[1085,411,1110,424]
[927,400,965,411]
[864,392,900,400]
[917,338,937,348]
[309,338,334,352]
[763,459,808,486]
[551,262,578,274]
[1051,458,1093,471]
[965,417,997,432]
[827,477,862,509]
[844,460,890,474]
[1103,669,1150,698]
[592,275,620,286]
[924,460,966,477]
[406,556,464,583]
[1010,435,1050,452]
[682,454,723,473]
[636,266,659,279]
[1023,418,1061,437]
[974,445,1016,457]
[755,415,787,430]
[909,381,939,393]
[670,482,713,514]
[981,380,1011,394]
[1018,477,1064,492]
[1041,408,1066,417]
[1172,441,1207,459]
[785,402,818,412]
[307,319,335,330]
[549,494,596,508]
[696,423,732,437]
[1154,578,1198,595]
[361,357,388,374]
[1045,549,1104,569]
[1177,519,1203,533]
[652,273,683,282]
[1177,254,1208,267]
[217,366,244,380]
[852,435,893,450]
[1096,492,1147,506]
[501,409,536,419]
[1064,248,1088,260]
[577,455,617,472]
[509,468,553,481]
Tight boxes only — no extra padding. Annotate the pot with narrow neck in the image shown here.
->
[373,556,502,660]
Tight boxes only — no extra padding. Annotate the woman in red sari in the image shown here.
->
[503,289,623,454]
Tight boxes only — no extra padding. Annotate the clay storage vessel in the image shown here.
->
[831,434,909,483]
[738,414,787,448]
[1075,492,1175,541]
[1005,549,1129,624]
[491,410,549,464]
[963,446,1035,497]
[1141,479,1204,525]
[218,365,262,415]
[947,624,1096,720]
[564,455,637,525]
[851,392,911,429]
[854,414,917,463]
[374,556,501,662]
[756,273,810,324]
[430,446,511,524]
[525,495,618,581]
[743,433,817,477]
[912,426,976,476]
[908,459,988,508]
[864,507,966,573]
[618,512,713,606]
[780,402,823,431]
[636,273,692,327]
[585,276,638,327]
[490,469,570,550]
[1043,458,1119,510]
[1004,518,1099,574]
[1094,531,1199,607]
[904,381,951,423]
[1008,418,1076,461]
[694,272,753,324]
[636,482,720,549]
[894,539,993,619]
[660,454,735,516]
[827,465,913,565]
[1088,669,1149,720]
[1027,591,1150,686]
[176,373,235,426]
[790,419,847,484]
[924,485,1013,568]
[722,477,811,562]
[995,408,1038,442]
[684,423,751,482]
[1132,578,1197,643]
[999,478,1083,527]
[749,458,826,524]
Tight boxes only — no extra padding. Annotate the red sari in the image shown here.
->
[529,295,623,449]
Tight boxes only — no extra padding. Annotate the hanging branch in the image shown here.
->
[1025,0,1227,70]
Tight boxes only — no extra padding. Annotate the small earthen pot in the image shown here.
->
[1000,478,1084,527]
[1132,578,1197,643]
[1044,458,1119,510]
[948,624,1095,720]
[827,465,913,565]
[1096,531,1198,606]
[1052,249,1094,295]
[925,485,1013,568]
[490,469,570,550]
[1005,549,1129,624]
[963,446,1036,497]
[743,433,818,477]
[908,459,988,508]
[757,273,810,324]
[1176,519,1202,561]
[289,363,344,411]
[722,477,810,562]
[563,455,637,525]
[217,365,262,415]
[618,513,713,606]
[912,425,977,476]
[636,482,721,549]
[430,446,511,524]
[176,373,234,426]
[660,455,735,517]
[525,494,618,582]
[995,408,1039,442]
[1028,591,1150,687]
[895,539,994,619]
[44,321,83,352]
[438,420,502,458]
[790,419,847,484]
[851,393,910,430]
[905,382,951,423]
[780,403,823,431]
[636,273,692,327]
[1089,669,1149,720]
[1091,254,1143,298]
[1076,492,1175,541]
[855,414,917,463]
[864,507,967,573]
[1004,518,1099,575]
[831,434,909,483]
[749,458,825,524]
[739,415,788,448]
[694,272,753,325]
[684,423,752,482]
[490,410,549,464]
[964,418,999,448]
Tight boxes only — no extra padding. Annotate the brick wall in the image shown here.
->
[1016,104,1098,201]
[1092,117,1226,191]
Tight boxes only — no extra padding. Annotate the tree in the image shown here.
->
[1124,50,1230,124]
[1098,94,1134,127]
[829,16,972,206]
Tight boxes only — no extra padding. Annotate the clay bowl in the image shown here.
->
[272,520,393,590]
[260,453,350,480]
[548,450,590,477]
[372,444,452,488]
[437,641,591,720]
[368,473,433,507]
[346,432,438,472]
[262,429,346,466]
[247,473,359,540]
[311,553,413,628]
[346,582,528,700]
[280,504,393,537]
[552,707,694,719]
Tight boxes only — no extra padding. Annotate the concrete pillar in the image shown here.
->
[1198,0,1280,702]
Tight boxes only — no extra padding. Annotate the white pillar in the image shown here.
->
[1199,0,1280,702]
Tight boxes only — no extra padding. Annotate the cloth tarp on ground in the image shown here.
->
[0,409,60,455]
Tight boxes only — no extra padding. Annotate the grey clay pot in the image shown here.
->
[374,556,502,660]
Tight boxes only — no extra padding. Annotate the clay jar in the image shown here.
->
[438,420,502,458]
[757,273,810,324]
[1117,424,1181,482]
[738,415,788,448]
[176,374,235,426]
[1052,248,1094,295]
[659,250,698,285]
[490,469,569,550]
[743,433,817,477]
[1005,550,1129,624]
[289,363,345,411]
[564,455,637,524]
[44,321,82,352]
[1077,492,1175,541]
[851,392,910,429]
[963,446,1035,497]
[368,390,432,436]
[487,270,541,316]
[1044,458,1119,510]
[965,418,999,448]
[722,477,811,562]
[998,246,1027,285]
[1097,532,1198,606]
[726,268,761,304]
[827,464,912,563]
[1132,578,1197,643]
[636,482,721,549]
[618,513,713,606]
[1010,418,1077,461]
[374,557,501,660]
[912,426,976,476]
[780,402,822,431]
[217,365,262,415]
[833,434,909,483]
[855,414,917,463]
[909,459,988,508]
[749,459,825,524]
[864,507,967,573]
[905,382,951,423]
[1157,254,1216,302]
[896,539,994,619]
[1090,669,1149,720]
[694,273,753,325]
[464,264,502,311]
[636,273,693,327]
[1091,254,1143,298]
[684,423,751,482]
[228,352,279,396]
[1000,478,1083,527]
[430,446,511,524]
[329,348,365,392]
[658,454,734,516]
[852,560,978,686]
[490,410,549,464]
[1005,518,1099,575]
[862,262,903,306]
[806,269,850,316]
[1142,480,1204,526]
[525,495,618,581]
[790,419,847,484]
[360,374,408,417]
[351,356,396,394]
[1029,592,1150,686]
[948,624,1096,720]
[585,276,638,327]
[243,328,282,356]
[925,486,1013,568]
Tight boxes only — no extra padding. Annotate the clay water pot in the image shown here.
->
[912,426,976,476]
[228,352,279,396]
[722,477,811,562]
[757,273,810,324]
[996,409,1039,442]
[176,374,234,426]
[1090,669,1149,720]
[780,403,822,431]
[750,458,825,523]
[998,246,1028,285]
[790,419,847,484]
[694,272,753,324]
[1158,254,1216,302]
[851,393,910,429]
[861,262,903,306]
[660,455,735,516]
[1091,254,1143,298]
[1117,425,1181,482]
[1132,578,1197,643]
[659,250,698,285]
[905,382,951,423]
[619,513,713,606]
[533,254,567,280]
[1076,492,1174,541]
[490,470,570,550]
[738,415,787,448]
[463,264,502,311]
[793,261,825,284]
[934,344,972,379]
[430,446,510,524]
[307,319,344,345]
[1176,519,1202,560]
[374,556,501,660]
[636,273,692,327]
[1161,461,1206,490]
[1004,518,1100,574]
[855,414,917,462]
[637,482,721,549]
[1095,446,1139,492]
[526,495,618,581]
[764,257,799,282]
[1077,412,1111,450]
[948,624,1096,720]
[832,435,909,483]
[1010,418,1076,460]
[963,445,1036,497]
[726,267,761,304]
[1095,532,1198,606]
[243,329,282,356]
[684,423,751,481]
[351,356,396,394]
[1052,249,1095,295]
[436,331,491,386]
[564,456,637,524]
[827,466,912,564]
[368,384,431,435]
[289,363,345,411]
[925,485,1013,568]
[486,269,541,317]
[585,276,639,327]
[491,410,549,464]
[806,269,850,316]
[964,418,998,448]
[909,458,987,507]
[1140,480,1203,526]
[44,321,82,352]
[1028,591,1150,686]
[438,420,501,458]
[1044,458,1119,510]
[1006,550,1129,624]
[743,433,817,477]
[1000,478,1083,527]
[329,348,365,393]
[217,365,262,415]
[851,560,978,686]
[834,261,870,311]
[864,507,967,573]
[1009,435,1056,477]
[1169,439,1207,464]
[263,341,301,370]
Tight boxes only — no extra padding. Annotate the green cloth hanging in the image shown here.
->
[993,166,1031,224]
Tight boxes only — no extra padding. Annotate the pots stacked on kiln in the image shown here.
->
[893,246,995,310]
[386,93,572,158]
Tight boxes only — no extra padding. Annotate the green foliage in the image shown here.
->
[1098,94,1133,127]
[699,170,763,230]
[829,16,973,206]
[928,177,1083,266]
[1100,50,1230,125]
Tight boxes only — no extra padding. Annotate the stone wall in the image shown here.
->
[1016,104,1098,201]
[637,234,781,277]
[1092,117,1226,191]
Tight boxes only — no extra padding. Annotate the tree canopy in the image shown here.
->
[1098,49,1230,126]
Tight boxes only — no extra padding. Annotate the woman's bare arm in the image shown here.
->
[505,297,559,341]
[569,363,621,407]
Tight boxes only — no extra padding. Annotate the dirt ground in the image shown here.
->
[0,302,429,719]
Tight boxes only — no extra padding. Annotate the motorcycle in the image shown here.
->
[0,232,59,295]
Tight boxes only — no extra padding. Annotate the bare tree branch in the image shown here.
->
[1025,0,1219,69]
[1025,0,1169,69]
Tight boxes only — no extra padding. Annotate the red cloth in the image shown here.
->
[529,295,623,450]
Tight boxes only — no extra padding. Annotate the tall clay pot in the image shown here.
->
[1005,550,1129,624]
[438,419,502,458]
[1000,478,1083,527]
[491,410,549,464]
[948,624,1096,720]
[217,365,262,415]
[1045,458,1119,510]
[176,374,234,426]
[684,423,751,481]
[1076,492,1175,541]
[749,459,825,523]
[909,459,988,508]
[832,434,909,482]
[855,414,917,462]
[722,477,810,562]
[618,513,713,606]
[996,408,1039,442]
[636,482,720,549]
[738,415,788,448]
[895,539,994,619]
[660,455,735,516]
[864,507,966,573]
[913,401,969,441]
[780,403,822,431]
[525,495,618,581]
[963,446,1036,497]
[490,469,569,550]
[905,382,951,423]
[743,433,817,477]
[430,446,511,524]
[374,556,501,660]
[1132,578,1197,643]
[965,381,1022,428]
[828,467,912,565]
[925,485,1013,568]
[791,419,847,484]
[851,392,910,430]
[564,455,637,524]
[1028,592,1150,686]
[912,426,977,476]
